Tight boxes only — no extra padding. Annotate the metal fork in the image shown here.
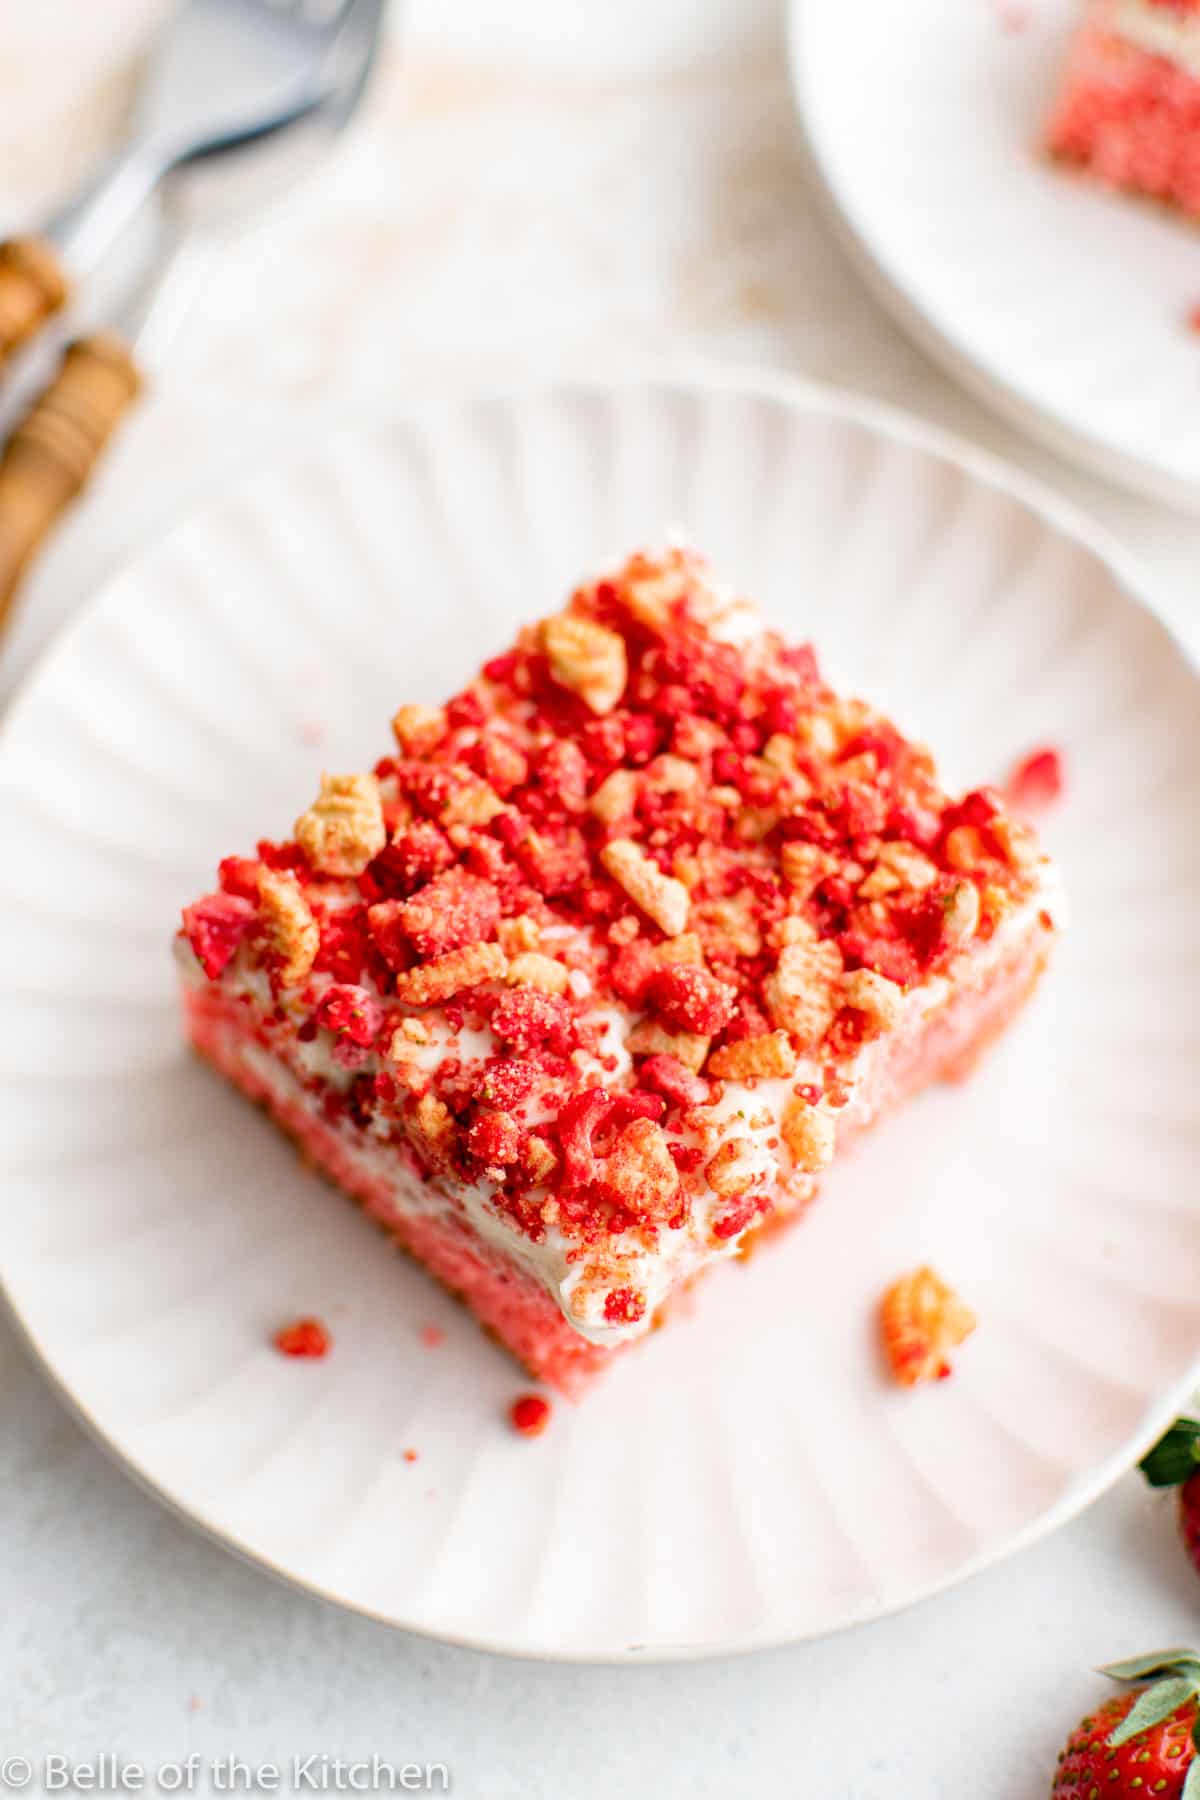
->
[0,0,386,627]
[0,0,358,371]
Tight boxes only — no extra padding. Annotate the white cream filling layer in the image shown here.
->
[179,864,1060,1349]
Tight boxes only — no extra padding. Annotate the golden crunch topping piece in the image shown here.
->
[295,772,386,878]
[540,611,628,715]
[256,868,319,986]
[600,838,690,938]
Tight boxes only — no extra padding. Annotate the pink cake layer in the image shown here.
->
[183,912,1053,1394]
[1045,16,1200,216]
[185,985,615,1396]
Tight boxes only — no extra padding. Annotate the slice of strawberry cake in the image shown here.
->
[1045,0,1200,217]
[176,548,1061,1396]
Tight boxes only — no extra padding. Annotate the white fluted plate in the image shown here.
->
[1,378,1198,1661]
[790,0,1200,509]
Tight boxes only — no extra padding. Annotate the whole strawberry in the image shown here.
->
[1052,1652,1200,1797]
[1140,1416,1200,1579]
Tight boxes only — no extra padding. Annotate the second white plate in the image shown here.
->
[791,0,1200,509]
[2,377,1199,1659]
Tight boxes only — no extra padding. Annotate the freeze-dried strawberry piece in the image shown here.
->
[536,739,589,810]
[374,822,456,896]
[637,1053,711,1109]
[274,1317,331,1358]
[610,1089,667,1125]
[942,786,1002,837]
[720,995,774,1044]
[711,1190,770,1241]
[256,838,309,874]
[401,762,461,820]
[313,905,377,985]
[609,939,657,1006]
[904,879,981,968]
[396,868,501,961]
[556,1087,616,1188]
[446,688,486,730]
[779,641,822,687]
[886,800,941,851]
[515,826,591,899]
[840,723,905,772]
[181,892,255,980]
[366,900,412,972]
[839,927,921,989]
[760,686,799,737]
[510,1394,551,1437]
[217,856,261,901]
[623,712,662,764]
[465,733,528,797]
[467,1107,523,1167]
[604,1287,646,1326]
[491,987,573,1055]
[579,714,627,775]
[315,983,384,1047]
[827,777,889,840]
[1004,745,1063,814]
[475,1056,540,1108]
[648,964,737,1035]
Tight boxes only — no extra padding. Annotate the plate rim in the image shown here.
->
[785,0,1200,514]
[2,368,1197,1663]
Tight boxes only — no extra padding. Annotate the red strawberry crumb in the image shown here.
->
[556,1087,614,1186]
[365,899,413,972]
[466,1107,523,1166]
[638,1054,711,1109]
[603,1287,646,1325]
[315,983,384,1046]
[419,1325,445,1350]
[476,1056,540,1108]
[217,856,261,901]
[378,821,456,894]
[313,906,375,985]
[273,1317,332,1358]
[510,1394,552,1437]
[712,1191,769,1241]
[396,868,501,960]
[402,1448,419,1463]
[182,892,255,979]
[609,939,658,1006]
[515,827,591,898]
[1189,302,1200,334]
[648,964,737,1034]
[491,988,574,1055]
[1005,746,1064,814]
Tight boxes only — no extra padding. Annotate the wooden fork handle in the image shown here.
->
[0,236,68,362]
[0,332,140,632]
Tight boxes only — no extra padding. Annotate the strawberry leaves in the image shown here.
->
[1103,1652,1200,1685]
[1108,1678,1200,1749]
[1141,1418,1200,1490]
[1098,1649,1200,1793]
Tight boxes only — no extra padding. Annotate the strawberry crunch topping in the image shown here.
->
[273,1317,332,1359]
[178,549,1054,1321]
[510,1394,553,1437]
[880,1266,977,1387]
